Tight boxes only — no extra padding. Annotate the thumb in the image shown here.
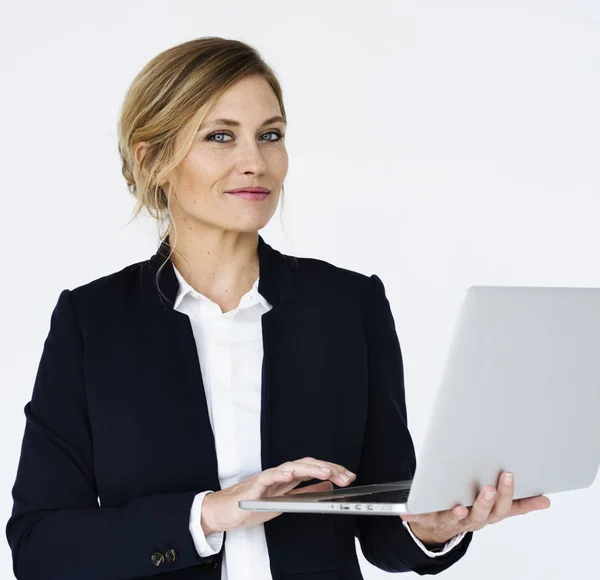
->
[286,481,334,495]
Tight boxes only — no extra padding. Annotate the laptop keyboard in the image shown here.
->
[326,488,410,504]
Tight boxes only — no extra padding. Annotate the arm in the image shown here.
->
[5,289,220,579]
[354,274,473,575]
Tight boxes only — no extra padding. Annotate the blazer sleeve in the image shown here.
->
[353,274,474,575]
[5,289,219,580]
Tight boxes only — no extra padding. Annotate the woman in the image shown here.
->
[6,37,549,580]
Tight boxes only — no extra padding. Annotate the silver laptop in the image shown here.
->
[240,286,600,516]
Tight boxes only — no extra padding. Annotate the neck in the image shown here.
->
[168,227,260,299]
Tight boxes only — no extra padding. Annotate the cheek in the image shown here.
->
[270,148,289,177]
[176,157,222,197]
[184,154,218,181]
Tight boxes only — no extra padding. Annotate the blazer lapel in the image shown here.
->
[140,235,298,492]
[135,245,220,495]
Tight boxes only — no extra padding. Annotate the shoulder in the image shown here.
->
[66,257,150,312]
[293,253,370,282]
[289,252,379,307]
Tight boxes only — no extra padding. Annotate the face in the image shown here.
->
[145,74,288,235]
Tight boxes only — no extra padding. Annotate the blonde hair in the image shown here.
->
[116,36,288,282]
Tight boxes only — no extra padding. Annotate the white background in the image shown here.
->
[1,1,599,578]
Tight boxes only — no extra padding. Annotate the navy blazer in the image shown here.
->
[6,235,472,579]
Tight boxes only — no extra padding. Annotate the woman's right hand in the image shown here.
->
[200,457,357,535]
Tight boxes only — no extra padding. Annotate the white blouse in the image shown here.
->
[171,264,465,580]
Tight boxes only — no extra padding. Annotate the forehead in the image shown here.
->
[204,76,282,121]
[201,115,286,129]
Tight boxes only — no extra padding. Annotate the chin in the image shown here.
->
[219,215,274,233]
[237,219,273,233]
[233,209,278,232]
[187,202,278,233]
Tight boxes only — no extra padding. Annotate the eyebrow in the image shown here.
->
[201,115,286,130]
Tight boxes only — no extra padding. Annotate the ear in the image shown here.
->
[134,142,148,166]
[134,143,169,190]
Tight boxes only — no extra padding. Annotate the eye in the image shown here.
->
[205,131,232,143]
[205,130,285,143]
[261,130,285,142]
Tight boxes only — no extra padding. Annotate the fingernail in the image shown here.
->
[504,473,513,485]
[340,473,350,481]
[485,491,496,501]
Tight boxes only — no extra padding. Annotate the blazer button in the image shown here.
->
[151,552,165,566]
[165,548,178,564]
[199,559,218,573]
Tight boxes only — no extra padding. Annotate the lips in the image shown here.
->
[226,187,270,194]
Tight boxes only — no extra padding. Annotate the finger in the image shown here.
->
[490,472,514,521]
[448,504,469,523]
[297,458,356,484]
[301,457,355,477]
[286,481,334,495]
[257,468,314,489]
[271,463,333,484]
[281,459,355,486]
[508,495,551,517]
[466,486,497,526]
[265,464,344,489]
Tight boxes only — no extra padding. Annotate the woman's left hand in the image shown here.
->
[400,472,551,547]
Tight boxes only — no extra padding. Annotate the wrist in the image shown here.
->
[200,492,220,536]
[407,521,450,549]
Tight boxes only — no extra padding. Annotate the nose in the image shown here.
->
[236,140,268,175]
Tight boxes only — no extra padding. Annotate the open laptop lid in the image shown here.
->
[406,286,600,514]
